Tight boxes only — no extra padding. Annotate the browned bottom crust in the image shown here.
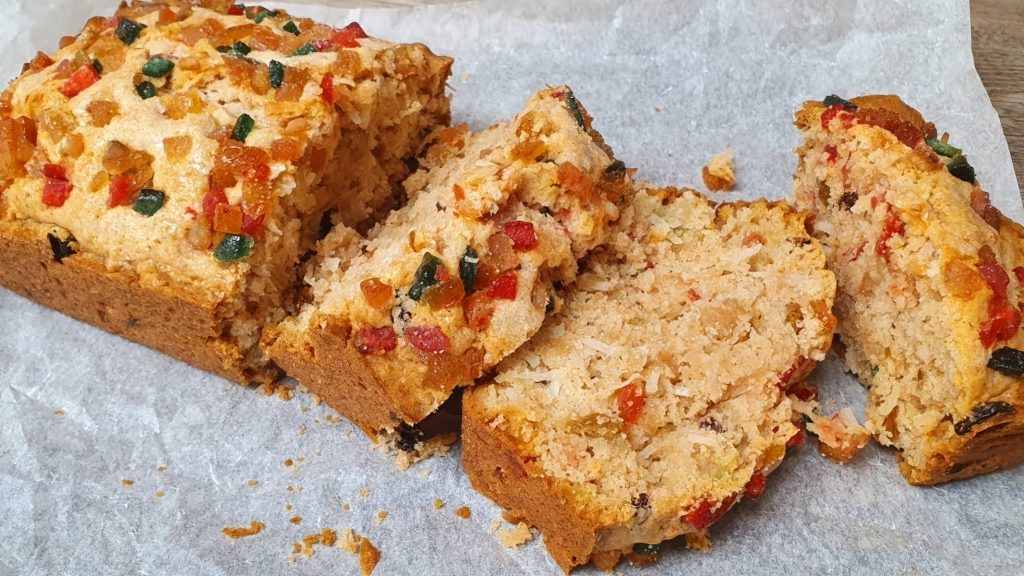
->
[898,409,1024,485]
[462,395,601,574]
[0,219,276,385]
[265,318,428,437]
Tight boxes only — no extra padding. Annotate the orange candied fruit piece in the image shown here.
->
[360,278,394,311]
[163,135,192,161]
[462,291,495,331]
[214,203,243,234]
[423,277,465,309]
[86,100,120,127]
[270,138,303,162]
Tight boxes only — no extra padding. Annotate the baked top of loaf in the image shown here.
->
[269,86,627,428]
[793,94,1024,483]
[0,1,448,298]
[463,186,836,568]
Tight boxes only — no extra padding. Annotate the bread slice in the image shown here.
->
[266,87,628,440]
[462,186,836,572]
[0,2,451,384]
[793,94,1024,484]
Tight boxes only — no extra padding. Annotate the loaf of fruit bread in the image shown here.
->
[0,1,451,384]
[793,94,1024,484]
[266,87,628,440]
[462,186,836,572]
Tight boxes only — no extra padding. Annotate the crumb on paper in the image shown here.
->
[247,479,258,487]
[311,393,322,406]
[454,506,472,519]
[702,148,736,192]
[417,468,431,479]
[375,510,388,525]
[285,502,293,511]
[157,466,167,473]
[359,487,369,498]
[284,458,294,467]
[154,490,165,498]
[53,409,65,416]
[460,72,470,83]
[298,425,307,437]
[295,527,338,558]
[121,479,134,487]
[342,503,350,511]
[338,528,360,553]
[223,521,264,539]
[806,407,871,463]
[326,414,341,425]
[494,521,535,548]
[685,531,713,551]
[433,498,445,510]
[359,537,381,576]
[290,516,302,525]
[257,381,294,401]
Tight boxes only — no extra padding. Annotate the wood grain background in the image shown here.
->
[972,0,1024,191]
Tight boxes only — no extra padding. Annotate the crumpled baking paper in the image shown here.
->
[1,1,1021,575]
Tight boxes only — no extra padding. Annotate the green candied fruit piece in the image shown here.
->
[142,56,174,78]
[131,189,165,216]
[214,234,254,262]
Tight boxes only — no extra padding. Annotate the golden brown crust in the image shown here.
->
[461,396,598,574]
[264,316,434,436]
[900,407,1024,485]
[0,219,276,384]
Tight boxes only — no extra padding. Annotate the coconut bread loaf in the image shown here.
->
[0,1,451,384]
[793,94,1024,484]
[266,87,628,441]
[462,186,836,572]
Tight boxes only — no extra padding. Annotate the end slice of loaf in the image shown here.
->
[793,94,1024,484]
[0,2,451,383]
[462,186,836,572]
[266,87,628,438]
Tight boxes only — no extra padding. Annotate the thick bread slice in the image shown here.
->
[463,187,836,572]
[0,2,451,383]
[267,87,627,438]
[793,94,1024,484]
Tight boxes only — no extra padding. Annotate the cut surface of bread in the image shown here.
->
[463,186,836,572]
[267,87,627,438]
[793,94,1024,484]
[0,1,451,383]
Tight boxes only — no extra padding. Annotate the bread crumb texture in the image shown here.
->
[464,185,835,571]
[793,94,1024,484]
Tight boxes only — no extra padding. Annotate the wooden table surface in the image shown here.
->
[972,0,1024,191]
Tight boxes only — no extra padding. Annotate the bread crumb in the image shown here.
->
[359,487,369,498]
[298,425,307,436]
[277,386,294,402]
[375,510,388,525]
[284,458,294,467]
[806,407,871,463]
[342,503,351,511]
[290,515,302,525]
[454,506,472,519]
[702,149,736,192]
[247,479,258,487]
[326,414,341,425]
[296,527,337,557]
[359,537,381,576]
[53,409,65,416]
[654,106,662,113]
[310,393,322,406]
[223,521,264,539]
[154,490,165,498]
[433,498,445,510]
[285,502,293,511]
[337,528,360,553]
[495,521,535,548]
[333,528,381,575]
[157,466,167,473]
[121,479,134,486]
[685,531,713,551]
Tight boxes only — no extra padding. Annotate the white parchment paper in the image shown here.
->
[1,1,1022,575]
